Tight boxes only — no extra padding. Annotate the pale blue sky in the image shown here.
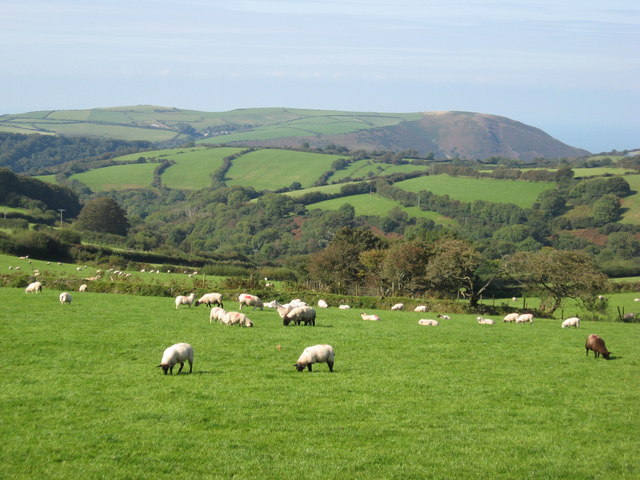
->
[1,0,638,152]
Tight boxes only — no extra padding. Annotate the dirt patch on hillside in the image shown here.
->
[569,229,609,246]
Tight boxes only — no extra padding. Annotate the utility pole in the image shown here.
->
[58,209,65,229]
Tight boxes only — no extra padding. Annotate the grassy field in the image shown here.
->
[160,147,243,190]
[619,174,640,224]
[1,286,638,480]
[329,160,428,182]
[71,163,158,192]
[395,175,555,208]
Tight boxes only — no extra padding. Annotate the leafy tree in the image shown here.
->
[592,194,621,226]
[380,241,429,295]
[502,248,607,314]
[606,232,640,259]
[74,197,130,236]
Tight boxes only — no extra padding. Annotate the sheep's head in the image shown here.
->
[294,363,306,372]
[603,351,611,360]
[157,364,171,374]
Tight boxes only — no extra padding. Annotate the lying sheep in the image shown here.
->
[157,342,193,374]
[238,293,263,310]
[516,313,534,325]
[317,299,329,308]
[294,344,335,372]
[338,304,351,310]
[361,313,380,321]
[414,305,427,313]
[585,334,611,359]
[503,313,519,323]
[477,316,495,325]
[79,284,87,292]
[195,292,223,308]
[209,307,227,324]
[175,293,196,309]
[562,317,580,328]
[437,314,451,320]
[25,281,42,294]
[222,311,254,327]
[59,292,72,305]
[418,319,439,326]
[391,303,404,311]
[284,306,316,326]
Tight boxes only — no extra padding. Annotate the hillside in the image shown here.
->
[0,106,589,160]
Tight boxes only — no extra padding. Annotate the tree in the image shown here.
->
[592,194,621,226]
[379,241,428,295]
[502,248,607,314]
[74,197,130,236]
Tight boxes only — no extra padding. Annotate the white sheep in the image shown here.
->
[317,299,329,308]
[59,292,72,305]
[418,319,439,326]
[477,316,495,325]
[414,305,427,312]
[78,284,87,292]
[289,298,307,308]
[338,304,351,310]
[562,317,580,328]
[238,293,263,310]
[277,303,316,326]
[25,281,42,294]
[361,312,380,321]
[437,314,451,320]
[294,344,335,372]
[209,307,227,324]
[516,313,534,325]
[195,292,223,308]
[503,313,519,323]
[391,303,404,311]
[175,293,196,309]
[264,300,279,309]
[634,298,640,302]
[222,311,254,327]
[157,342,193,375]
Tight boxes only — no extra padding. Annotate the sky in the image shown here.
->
[1,0,638,152]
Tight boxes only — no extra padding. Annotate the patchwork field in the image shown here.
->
[71,163,158,192]
[1,286,638,479]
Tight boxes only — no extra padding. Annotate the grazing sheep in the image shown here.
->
[25,281,43,294]
[391,303,404,311]
[634,298,640,302]
[59,292,72,305]
[78,284,87,292]
[418,319,439,326]
[361,313,380,321]
[195,292,223,308]
[503,313,519,323]
[222,311,254,327]
[284,306,316,326]
[562,317,580,328]
[585,334,611,359]
[338,304,351,310]
[516,313,534,325]
[477,316,495,325]
[414,305,427,312]
[209,307,227,324]
[294,344,335,372]
[157,342,194,374]
[437,314,451,320]
[264,300,279,309]
[317,299,329,308]
[175,293,196,309]
[238,293,263,310]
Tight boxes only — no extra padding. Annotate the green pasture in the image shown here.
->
[620,174,640,224]
[329,160,428,182]
[1,287,638,479]
[33,174,57,184]
[284,182,357,198]
[160,147,243,190]
[308,193,457,225]
[396,175,555,208]
[225,149,341,190]
[70,163,158,192]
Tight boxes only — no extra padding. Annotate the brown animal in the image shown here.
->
[585,334,611,360]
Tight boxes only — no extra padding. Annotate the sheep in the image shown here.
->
[222,311,254,327]
[391,303,404,311]
[294,344,335,372]
[516,313,534,325]
[503,313,519,323]
[238,293,263,310]
[585,334,611,360]
[284,306,316,326]
[209,307,227,324]
[361,312,380,321]
[437,314,451,320]
[477,316,495,325]
[338,304,351,310]
[157,342,193,374]
[195,292,223,308]
[418,319,439,326]
[289,298,307,308]
[634,298,640,302]
[59,292,72,305]
[25,281,43,294]
[562,317,580,328]
[175,293,196,309]
[78,284,87,292]
[414,305,427,312]
[317,299,329,308]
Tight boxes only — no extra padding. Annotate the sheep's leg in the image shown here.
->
[188,360,193,373]
[307,364,312,372]
[177,361,184,374]
[327,361,334,372]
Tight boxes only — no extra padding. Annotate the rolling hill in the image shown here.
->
[0,106,590,160]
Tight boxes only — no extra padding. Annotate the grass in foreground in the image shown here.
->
[1,288,638,479]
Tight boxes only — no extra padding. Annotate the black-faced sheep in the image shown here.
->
[294,344,335,372]
[284,306,316,326]
[585,334,611,359]
[157,342,194,374]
